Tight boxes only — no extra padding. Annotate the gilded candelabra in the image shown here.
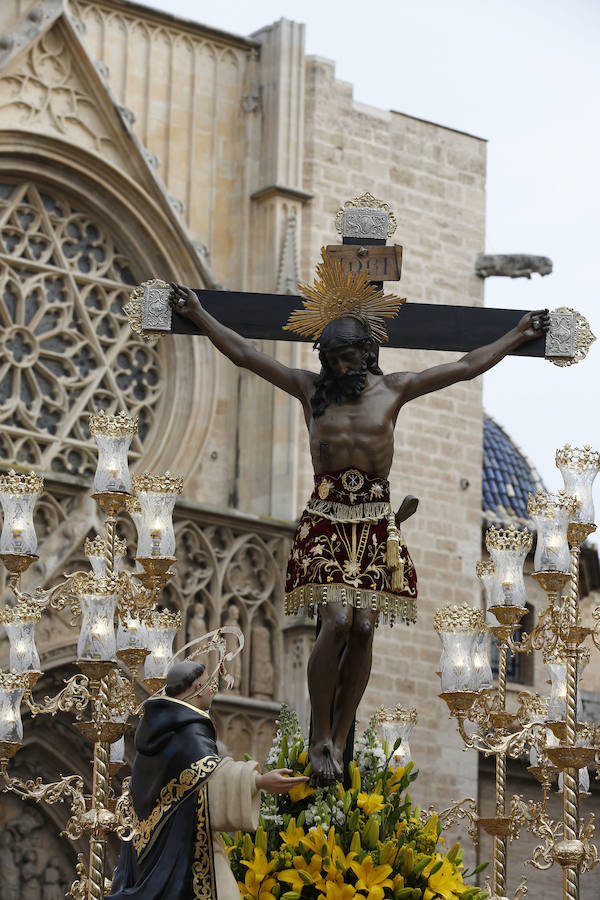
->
[0,411,185,900]
[435,445,600,900]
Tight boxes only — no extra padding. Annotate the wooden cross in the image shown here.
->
[132,194,590,366]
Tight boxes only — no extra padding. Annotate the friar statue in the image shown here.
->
[170,255,549,786]
[107,660,307,900]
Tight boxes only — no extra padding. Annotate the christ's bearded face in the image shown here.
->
[320,344,368,398]
[310,316,381,417]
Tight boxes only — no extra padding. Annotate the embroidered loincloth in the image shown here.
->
[284,469,417,626]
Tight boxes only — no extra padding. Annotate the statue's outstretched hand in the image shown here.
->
[516,309,550,342]
[255,768,310,795]
[169,283,203,320]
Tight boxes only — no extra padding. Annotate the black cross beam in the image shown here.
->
[167,290,547,358]
[137,193,577,363]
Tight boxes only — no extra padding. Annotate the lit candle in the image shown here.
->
[150,528,162,557]
[502,580,513,604]
[107,463,119,490]
[12,524,24,554]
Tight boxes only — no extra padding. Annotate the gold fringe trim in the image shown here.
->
[306,499,392,523]
[285,583,417,627]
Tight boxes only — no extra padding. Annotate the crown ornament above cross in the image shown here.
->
[125,192,594,367]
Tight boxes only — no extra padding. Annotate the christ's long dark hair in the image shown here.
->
[310,317,382,418]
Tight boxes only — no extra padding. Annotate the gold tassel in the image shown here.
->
[391,560,405,592]
[386,512,400,568]
[387,512,406,592]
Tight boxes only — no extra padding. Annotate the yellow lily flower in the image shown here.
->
[279,818,306,848]
[240,848,277,881]
[350,855,393,900]
[422,814,439,839]
[298,750,308,765]
[385,765,405,794]
[318,881,358,900]
[357,793,386,815]
[323,843,351,883]
[288,780,317,803]
[279,853,325,893]
[378,841,397,866]
[239,869,277,900]
[300,825,328,856]
[422,856,465,900]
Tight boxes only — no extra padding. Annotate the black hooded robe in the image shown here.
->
[107,697,260,900]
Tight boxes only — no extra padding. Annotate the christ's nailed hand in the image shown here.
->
[169,283,203,320]
[516,308,550,342]
[255,768,310,795]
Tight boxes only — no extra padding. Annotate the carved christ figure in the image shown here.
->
[170,256,549,786]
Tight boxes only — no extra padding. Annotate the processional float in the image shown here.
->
[1,192,598,900]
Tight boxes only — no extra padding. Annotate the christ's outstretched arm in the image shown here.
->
[170,284,315,403]
[393,309,550,404]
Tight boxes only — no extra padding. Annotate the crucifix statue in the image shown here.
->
[126,193,593,787]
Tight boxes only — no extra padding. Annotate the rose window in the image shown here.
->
[0,181,164,476]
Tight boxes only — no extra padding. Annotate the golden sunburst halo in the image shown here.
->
[283,248,405,343]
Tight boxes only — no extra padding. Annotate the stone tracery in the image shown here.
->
[0,180,164,474]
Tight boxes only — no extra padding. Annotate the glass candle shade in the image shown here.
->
[559,767,590,794]
[531,725,558,767]
[375,705,417,767]
[472,629,493,691]
[75,575,118,661]
[0,470,43,555]
[108,708,129,765]
[0,672,29,742]
[89,410,137,494]
[434,605,484,693]
[522,695,550,766]
[132,473,183,560]
[110,736,125,765]
[144,609,181,679]
[117,613,147,652]
[485,525,532,608]
[84,535,127,577]
[125,496,144,573]
[556,444,600,525]
[547,660,568,722]
[528,491,579,573]
[475,560,496,624]
[1,602,41,672]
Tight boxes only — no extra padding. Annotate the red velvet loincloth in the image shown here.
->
[284,469,417,626]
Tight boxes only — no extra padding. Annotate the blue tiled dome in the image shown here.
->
[483,415,545,525]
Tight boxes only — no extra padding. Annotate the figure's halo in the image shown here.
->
[283,248,405,343]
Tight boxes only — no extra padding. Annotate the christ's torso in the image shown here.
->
[305,374,401,478]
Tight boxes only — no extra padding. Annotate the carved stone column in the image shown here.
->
[281,618,315,735]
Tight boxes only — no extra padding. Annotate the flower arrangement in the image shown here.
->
[224,707,488,900]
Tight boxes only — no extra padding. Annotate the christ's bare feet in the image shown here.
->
[331,740,345,778]
[309,739,342,786]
